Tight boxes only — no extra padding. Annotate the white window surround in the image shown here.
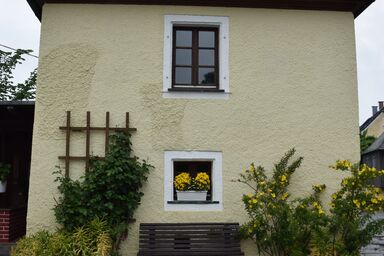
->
[163,15,230,100]
[164,151,223,211]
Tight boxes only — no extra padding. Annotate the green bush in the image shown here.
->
[316,160,384,255]
[53,132,153,252]
[237,150,384,256]
[11,218,112,256]
[236,149,327,256]
[0,162,11,182]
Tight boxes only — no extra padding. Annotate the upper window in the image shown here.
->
[163,15,229,99]
[172,27,219,90]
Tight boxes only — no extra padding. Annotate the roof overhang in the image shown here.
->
[27,0,375,21]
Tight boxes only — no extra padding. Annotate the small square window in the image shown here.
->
[173,161,213,201]
[164,151,223,211]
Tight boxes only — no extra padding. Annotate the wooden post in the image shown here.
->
[85,111,90,172]
[65,111,71,177]
[105,112,110,154]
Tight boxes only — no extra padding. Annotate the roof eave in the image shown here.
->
[26,0,375,22]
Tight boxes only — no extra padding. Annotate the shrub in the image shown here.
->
[237,151,384,256]
[318,160,384,255]
[236,149,327,256]
[53,132,152,252]
[0,162,11,182]
[11,218,112,256]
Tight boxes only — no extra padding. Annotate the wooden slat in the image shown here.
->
[137,223,244,255]
[59,126,137,132]
[105,112,110,154]
[65,111,71,177]
[85,111,91,172]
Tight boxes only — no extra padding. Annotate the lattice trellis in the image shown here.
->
[59,111,136,177]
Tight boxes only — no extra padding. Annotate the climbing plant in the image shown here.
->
[54,132,152,253]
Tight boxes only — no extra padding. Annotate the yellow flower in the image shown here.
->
[371,198,378,204]
[174,172,191,191]
[252,199,258,204]
[281,193,289,200]
[280,175,287,183]
[271,193,276,198]
[353,199,361,208]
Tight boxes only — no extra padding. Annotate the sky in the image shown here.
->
[0,0,383,124]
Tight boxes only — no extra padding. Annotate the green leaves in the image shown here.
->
[11,218,112,256]
[53,132,153,253]
[0,162,11,181]
[0,49,36,101]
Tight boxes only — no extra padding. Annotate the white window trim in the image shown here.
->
[164,151,223,211]
[163,15,230,99]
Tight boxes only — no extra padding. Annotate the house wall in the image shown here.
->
[365,112,384,138]
[28,4,360,255]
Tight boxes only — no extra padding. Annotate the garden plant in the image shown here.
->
[237,149,384,256]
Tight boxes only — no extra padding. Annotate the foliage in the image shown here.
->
[11,218,112,256]
[0,162,11,182]
[237,150,384,256]
[0,49,36,101]
[174,172,210,191]
[236,149,327,256]
[319,160,384,255]
[360,130,376,153]
[53,132,152,252]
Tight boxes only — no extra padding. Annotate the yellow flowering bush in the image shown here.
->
[174,172,210,191]
[237,151,384,256]
[236,149,327,256]
[321,160,384,255]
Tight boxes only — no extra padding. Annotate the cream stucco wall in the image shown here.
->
[28,4,360,255]
[365,112,384,138]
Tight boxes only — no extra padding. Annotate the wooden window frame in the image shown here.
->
[171,26,220,91]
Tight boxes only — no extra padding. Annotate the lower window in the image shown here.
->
[164,151,223,211]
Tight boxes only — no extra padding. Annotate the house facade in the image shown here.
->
[361,101,384,138]
[25,0,373,254]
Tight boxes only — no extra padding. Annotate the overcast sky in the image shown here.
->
[0,0,383,124]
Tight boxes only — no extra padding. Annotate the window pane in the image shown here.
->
[199,49,215,66]
[176,49,192,65]
[199,68,215,85]
[199,31,215,48]
[175,67,192,84]
[176,30,192,47]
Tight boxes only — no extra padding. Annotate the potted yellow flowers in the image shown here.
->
[174,172,210,201]
[0,162,11,193]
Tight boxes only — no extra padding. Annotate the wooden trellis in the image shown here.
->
[59,111,136,177]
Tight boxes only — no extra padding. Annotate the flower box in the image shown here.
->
[176,190,207,201]
[0,181,7,193]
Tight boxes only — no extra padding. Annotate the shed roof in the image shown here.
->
[27,0,375,21]
[363,132,384,155]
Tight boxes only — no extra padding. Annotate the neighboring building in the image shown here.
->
[361,101,384,138]
[23,0,373,255]
[0,102,34,246]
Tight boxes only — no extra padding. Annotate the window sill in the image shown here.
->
[162,90,230,100]
[167,200,220,204]
[168,88,225,93]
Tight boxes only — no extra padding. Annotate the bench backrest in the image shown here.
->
[138,223,244,255]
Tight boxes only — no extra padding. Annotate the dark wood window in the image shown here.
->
[173,161,212,201]
[171,26,219,91]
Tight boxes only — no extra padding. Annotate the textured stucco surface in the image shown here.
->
[365,112,384,137]
[28,4,360,255]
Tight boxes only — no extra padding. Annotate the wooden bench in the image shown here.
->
[137,223,245,256]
